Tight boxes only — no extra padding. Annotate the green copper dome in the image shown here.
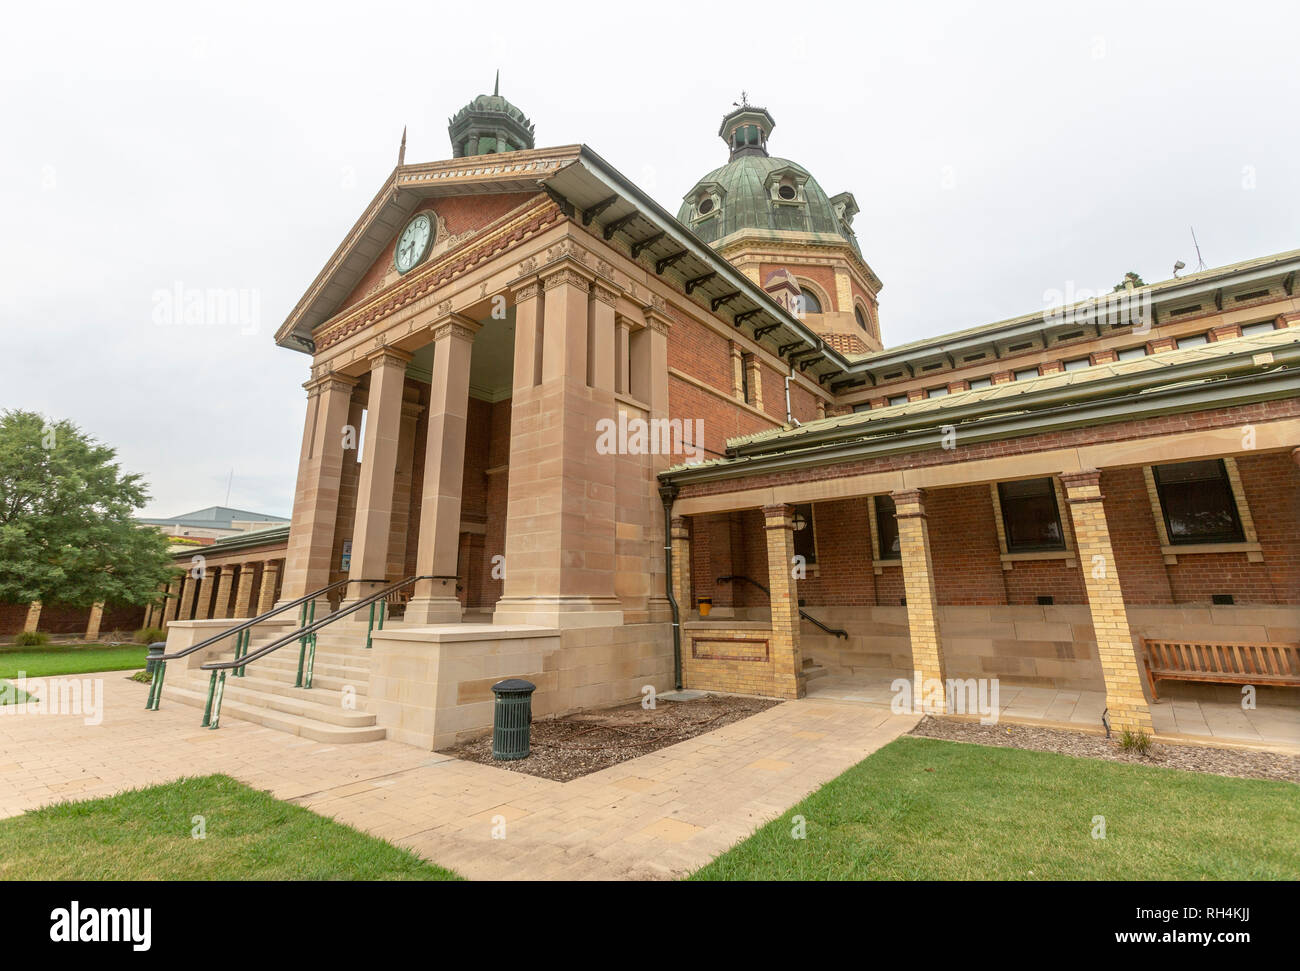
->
[678,105,860,254]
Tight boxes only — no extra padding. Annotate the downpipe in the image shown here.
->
[659,483,683,691]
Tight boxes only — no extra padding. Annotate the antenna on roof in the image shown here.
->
[398,125,407,165]
[225,468,233,506]
[1190,226,1207,272]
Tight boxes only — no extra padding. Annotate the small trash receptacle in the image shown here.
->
[491,678,536,761]
[146,643,166,676]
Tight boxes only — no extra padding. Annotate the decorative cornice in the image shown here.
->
[431,312,481,343]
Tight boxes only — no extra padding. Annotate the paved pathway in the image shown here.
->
[0,672,917,879]
[808,675,1300,753]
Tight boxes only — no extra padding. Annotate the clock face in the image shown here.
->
[394,213,434,274]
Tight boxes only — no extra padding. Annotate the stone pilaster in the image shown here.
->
[495,263,621,628]
[892,488,947,711]
[763,504,804,699]
[23,601,41,634]
[84,602,105,641]
[406,315,480,624]
[1060,469,1153,735]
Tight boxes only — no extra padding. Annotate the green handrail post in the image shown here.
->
[201,669,217,727]
[366,602,377,650]
[147,659,167,710]
[209,671,227,730]
[303,632,317,689]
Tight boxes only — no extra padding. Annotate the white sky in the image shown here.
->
[3,0,1296,518]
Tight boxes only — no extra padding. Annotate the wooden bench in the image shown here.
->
[1141,639,1300,701]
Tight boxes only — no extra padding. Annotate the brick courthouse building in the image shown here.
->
[156,87,1300,744]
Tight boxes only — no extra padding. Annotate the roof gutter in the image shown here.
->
[660,360,1300,487]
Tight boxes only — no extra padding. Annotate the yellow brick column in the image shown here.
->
[763,503,804,700]
[23,601,42,634]
[1060,470,1153,735]
[257,560,281,616]
[892,488,947,711]
[162,577,182,626]
[213,566,235,619]
[177,574,198,622]
[233,563,258,618]
[84,602,105,641]
[670,516,692,617]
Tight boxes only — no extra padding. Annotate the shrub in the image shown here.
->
[135,627,166,645]
[1119,729,1153,756]
[13,631,50,647]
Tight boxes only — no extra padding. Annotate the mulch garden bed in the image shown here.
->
[440,694,780,782]
[910,715,1300,784]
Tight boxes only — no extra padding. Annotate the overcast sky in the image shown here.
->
[3,0,1296,519]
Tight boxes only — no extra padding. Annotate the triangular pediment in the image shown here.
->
[275,146,582,349]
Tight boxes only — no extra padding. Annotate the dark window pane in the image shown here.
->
[1153,460,1244,544]
[875,495,900,560]
[998,477,1066,552]
[797,289,822,314]
[792,503,816,564]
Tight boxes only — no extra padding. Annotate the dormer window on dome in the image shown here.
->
[684,180,725,225]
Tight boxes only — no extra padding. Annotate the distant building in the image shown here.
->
[139,506,289,546]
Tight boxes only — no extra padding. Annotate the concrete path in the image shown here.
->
[0,671,918,879]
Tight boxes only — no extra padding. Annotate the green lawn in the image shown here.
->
[0,775,461,880]
[692,736,1299,880]
[0,643,149,679]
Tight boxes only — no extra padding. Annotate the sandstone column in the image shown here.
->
[670,516,692,617]
[763,503,804,699]
[22,601,41,633]
[85,602,105,641]
[346,348,412,604]
[1060,469,1153,735]
[281,374,357,606]
[405,315,480,624]
[233,563,258,618]
[893,488,948,711]
[257,560,281,615]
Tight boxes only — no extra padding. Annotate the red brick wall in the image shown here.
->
[1238,451,1300,602]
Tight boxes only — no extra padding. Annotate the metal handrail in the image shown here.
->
[715,574,849,640]
[197,574,441,729]
[145,576,370,711]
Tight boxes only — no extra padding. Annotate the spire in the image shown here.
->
[398,125,407,166]
[494,69,499,97]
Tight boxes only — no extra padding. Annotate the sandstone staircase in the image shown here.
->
[162,620,396,743]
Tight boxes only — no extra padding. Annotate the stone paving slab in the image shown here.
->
[0,672,918,880]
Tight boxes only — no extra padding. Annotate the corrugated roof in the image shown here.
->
[662,327,1298,474]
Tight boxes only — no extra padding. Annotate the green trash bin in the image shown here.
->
[491,678,536,760]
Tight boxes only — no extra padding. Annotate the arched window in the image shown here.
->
[855,305,869,332]
[798,289,822,315]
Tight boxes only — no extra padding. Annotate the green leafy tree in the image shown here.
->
[0,410,175,608]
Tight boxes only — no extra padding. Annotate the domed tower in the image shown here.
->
[677,102,884,354]
[448,72,536,158]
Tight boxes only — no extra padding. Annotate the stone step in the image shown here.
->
[209,670,369,702]
[161,681,385,743]
[255,654,373,682]
[800,664,829,682]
